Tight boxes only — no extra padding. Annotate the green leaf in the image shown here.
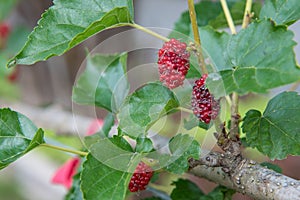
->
[0,0,19,21]
[164,134,200,174]
[0,108,45,170]
[118,82,179,138]
[207,19,300,96]
[99,113,114,137]
[226,19,300,93]
[65,173,83,200]
[200,185,235,200]
[260,0,300,25]
[84,113,114,148]
[186,63,201,79]
[81,154,132,200]
[193,1,225,27]
[260,162,282,173]
[7,0,134,67]
[242,92,300,160]
[135,137,154,153]
[171,179,235,200]
[171,179,204,200]
[73,53,129,113]
[88,136,140,172]
[109,135,133,152]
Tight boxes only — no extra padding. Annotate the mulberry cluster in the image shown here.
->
[128,162,153,192]
[191,74,220,124]
[158,38,190,89]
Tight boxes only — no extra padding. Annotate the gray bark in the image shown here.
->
[189,152,300,200]
[1,101,300,200]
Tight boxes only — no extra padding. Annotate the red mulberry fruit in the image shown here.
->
[128,162,153,192]
[158,38,190,89]
[191,74,220,124]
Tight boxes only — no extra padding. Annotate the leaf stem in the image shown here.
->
[242,0,253,29]
[178,106,194,114]
[220,0,237,34]
[40,143,88,157]
[128,23,169,42]
[288,80,300,91]
[187,0,208,74]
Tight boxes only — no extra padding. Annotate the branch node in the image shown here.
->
[188,152,222,169]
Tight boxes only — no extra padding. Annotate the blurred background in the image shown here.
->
[0,0,299,199]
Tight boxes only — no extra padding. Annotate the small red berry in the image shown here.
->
[191,74,220,124]
[128,161,153,192]
[157,38,190,89]
[0,22,10,39]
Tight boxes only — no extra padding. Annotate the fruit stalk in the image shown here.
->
[178,107,194,114]
[242,0,253,28]
[187,0,207,74]
[220,0,237,34]
[129,23,169,42]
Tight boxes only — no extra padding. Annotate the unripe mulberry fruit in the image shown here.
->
[128,162,153,192]
[157,38,190,89]
[191,74,220,124]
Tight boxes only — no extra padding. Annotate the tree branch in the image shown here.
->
[4,101,300,200]
[289,80,300,91]
[219,0,241,141]
[229,92,240,141]
[189,151,300,200]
